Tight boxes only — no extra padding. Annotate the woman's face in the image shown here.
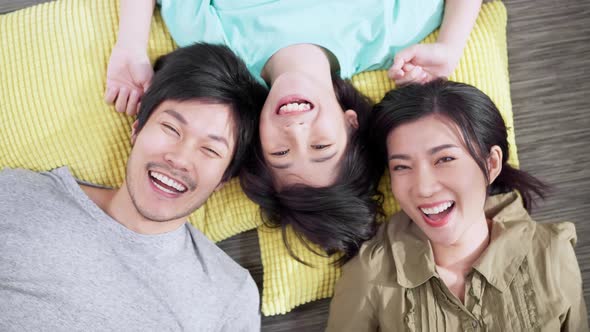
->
[386,114,497,247]
[259,72,358,188]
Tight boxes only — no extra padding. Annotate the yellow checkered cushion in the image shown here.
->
[0,0,514,316]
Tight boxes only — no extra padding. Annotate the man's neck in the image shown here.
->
[80,184,185,235]
[261,44,334,86]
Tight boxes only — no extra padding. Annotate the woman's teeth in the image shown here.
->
[420,201,453,215]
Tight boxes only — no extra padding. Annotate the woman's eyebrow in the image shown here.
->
[429,144,460,155]
[388,144,459,160]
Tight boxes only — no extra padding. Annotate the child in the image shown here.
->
[105,0,482,262]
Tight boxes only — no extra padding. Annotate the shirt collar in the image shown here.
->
[472,191,535,292]
[382,212,438,288]
[375,191,534,291]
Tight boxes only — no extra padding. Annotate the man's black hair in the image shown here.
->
[137,43,268,181]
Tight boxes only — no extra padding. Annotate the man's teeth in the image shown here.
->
[153,181,176,194]
[150,171,187,192]
[279,102,311,112]
[420,201,453,215]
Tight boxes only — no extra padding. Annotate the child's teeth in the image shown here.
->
[280,102,311,113]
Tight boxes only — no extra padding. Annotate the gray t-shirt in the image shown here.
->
[0,167,260,331]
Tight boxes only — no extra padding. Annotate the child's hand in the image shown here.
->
[388,43,461,86]
[104,45,153,116]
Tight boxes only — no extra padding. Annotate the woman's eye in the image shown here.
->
[436,156,455,164]
[311,144,331,150]
[162,123,180,136]
[271,149,289,156]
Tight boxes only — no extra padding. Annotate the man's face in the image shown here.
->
[125,100,236,223]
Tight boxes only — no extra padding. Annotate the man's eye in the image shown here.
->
[311,144,331,150]
[162,124,180,136]
[204,147,221,158]
[271,149,289,156]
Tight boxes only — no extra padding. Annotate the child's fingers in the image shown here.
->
[126,90,140,116]
[115,87,130,114]
[104,86,118,105]
[396,65,423,86]
[391,45,417,71]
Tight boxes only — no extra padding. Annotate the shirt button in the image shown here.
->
[472,320,478,328]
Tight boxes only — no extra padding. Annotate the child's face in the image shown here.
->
[258,71,358,189]
[386,114,489,247]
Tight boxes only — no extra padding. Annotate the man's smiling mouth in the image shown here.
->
[149,170,187,194]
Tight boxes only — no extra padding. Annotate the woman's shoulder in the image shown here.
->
[342,212,413,286]
[532,221,577,250]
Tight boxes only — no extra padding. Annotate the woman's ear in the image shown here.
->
[487,145,503,184]
[344,109,359,129]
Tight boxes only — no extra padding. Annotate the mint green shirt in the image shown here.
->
[157,0,443,80]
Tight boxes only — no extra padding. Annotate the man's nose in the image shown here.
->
[164,144,192,172]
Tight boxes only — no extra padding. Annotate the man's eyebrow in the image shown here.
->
[208,134,229,149]
[163,109,187,125]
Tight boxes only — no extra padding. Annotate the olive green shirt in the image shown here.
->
[327,192,588,331]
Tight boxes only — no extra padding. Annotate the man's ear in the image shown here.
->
[487,145,503,184]
[130,120,139,145]
[344,109,359,129]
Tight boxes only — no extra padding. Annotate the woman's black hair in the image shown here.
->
[137,43,268,182]
[369,79,547,211]
[240,76,383,266]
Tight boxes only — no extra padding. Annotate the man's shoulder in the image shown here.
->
[0,166,70,187]
[185,224,255,285]
[0,167,76,212]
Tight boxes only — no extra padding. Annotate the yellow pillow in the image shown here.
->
[0,0,261,241]
[0,0,515,316]
[258,1,517,315]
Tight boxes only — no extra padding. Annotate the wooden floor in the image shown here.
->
[2,0,589,330]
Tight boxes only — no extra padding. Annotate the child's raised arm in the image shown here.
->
[389,0,482,85]
[104,0,156,115]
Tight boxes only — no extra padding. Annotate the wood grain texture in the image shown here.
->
[2,0,589,330]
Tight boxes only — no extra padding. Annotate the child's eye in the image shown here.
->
[392,165,410,171]
[162,123,180,136]
[311,144,331,150]
[271,149,289,156]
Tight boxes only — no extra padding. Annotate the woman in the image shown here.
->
[105,0,481,262]
[327,80,588,330]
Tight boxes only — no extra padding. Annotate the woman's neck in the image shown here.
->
[433,217,491,302]
[261,44,333,86]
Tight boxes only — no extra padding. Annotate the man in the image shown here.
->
[0,43,267,331]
